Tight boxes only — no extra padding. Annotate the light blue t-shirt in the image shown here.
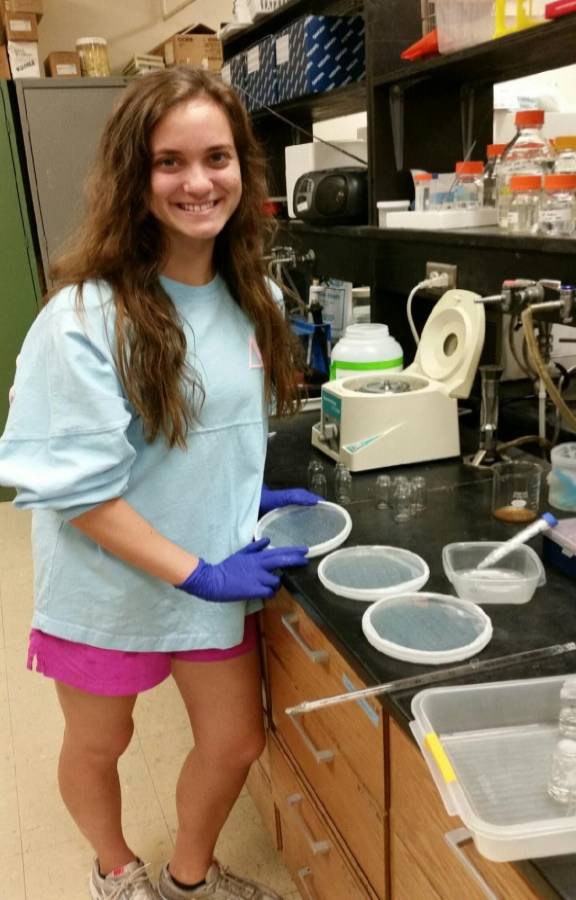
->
[0,274,277,651]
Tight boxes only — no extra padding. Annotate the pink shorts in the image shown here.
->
[27,614,259,697]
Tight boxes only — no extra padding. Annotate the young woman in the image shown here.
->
[0,67,319,900]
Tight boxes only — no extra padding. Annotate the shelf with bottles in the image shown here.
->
[372,14,576,87]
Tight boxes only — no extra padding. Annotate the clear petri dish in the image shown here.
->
[362,592,492,664]
[318,545,429,601]
[254,501,352,558]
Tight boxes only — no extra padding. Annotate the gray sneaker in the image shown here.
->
[90,859,160,900]
[158,861,283,899]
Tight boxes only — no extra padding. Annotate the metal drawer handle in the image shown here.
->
[290,712,335,764]
[281,613,328,664]
[286,793,331,855]
[444,828,500,900]
[297,866,319,900]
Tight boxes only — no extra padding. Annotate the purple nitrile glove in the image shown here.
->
[259,484,320,516]
[176,537,309,603]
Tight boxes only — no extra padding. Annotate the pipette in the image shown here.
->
[285,641,576,717]
[475,511,558,571]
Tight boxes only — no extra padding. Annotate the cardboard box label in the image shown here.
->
[9,17,33,31]
[246,45,260,73]
[7,39,40,77]
[275,34,289,65]
[55,63,77,75]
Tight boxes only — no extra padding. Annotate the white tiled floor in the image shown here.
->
[0,502,299,900]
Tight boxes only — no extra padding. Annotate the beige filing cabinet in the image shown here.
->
[246,589,548,900]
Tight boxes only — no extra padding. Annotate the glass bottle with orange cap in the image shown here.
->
[539,174,576,236]
[497,109,555,229]
[508,174,542,234]
[482,143,507,207]
[452,161,484,208]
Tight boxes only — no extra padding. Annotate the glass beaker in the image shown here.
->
[491,461,542,523]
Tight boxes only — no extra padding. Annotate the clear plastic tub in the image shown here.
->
[548,442,576,511]
[410,675,576,861]
[435,0,494,54]
[442,541,545,604]
[254,501,352,558]
[317,545,429,601]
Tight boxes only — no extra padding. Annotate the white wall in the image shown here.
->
[37,0,234,74]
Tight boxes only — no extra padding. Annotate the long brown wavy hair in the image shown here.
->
[49,67,300,448]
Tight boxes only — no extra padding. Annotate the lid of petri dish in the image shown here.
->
[254,501,352,558]
[362,592,492,665]
[318,545,429,601]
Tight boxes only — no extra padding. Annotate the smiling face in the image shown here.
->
[148,95,242,262]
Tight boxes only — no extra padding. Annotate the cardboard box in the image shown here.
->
[2,0,43,21]
[44,51,81,77]
[7,38,40,76]
[3,10,38,41]
[275,15,365,104]
[0,43,10,76]
[152,24,223,71]
[245,37,276,112]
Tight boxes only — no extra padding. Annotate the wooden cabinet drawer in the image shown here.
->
[390,720,540,900]
[270,735,376,900]
[267,649,386,897]
[391,830,441,900]
[263,589,385,804]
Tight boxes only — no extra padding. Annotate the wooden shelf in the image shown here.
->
[373,15,576,88]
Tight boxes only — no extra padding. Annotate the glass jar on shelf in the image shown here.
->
[496,109,555,229]
[539,174,576,237]
[554,136,576,174]
[76,37,111,77]
[413,172,432,212]
[507,174,542,235]
[482,143,506,208]
[452,161,484,208]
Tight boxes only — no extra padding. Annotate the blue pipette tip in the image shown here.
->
[542,512,559,528]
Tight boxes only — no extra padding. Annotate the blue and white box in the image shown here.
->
[245,37,277,112]
[275,15,365,104]
[221,52,247,102]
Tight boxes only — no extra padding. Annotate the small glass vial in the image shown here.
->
[482,144,506,208]
[413,173,432,212]
[554,136,576,174]
[548,738,576,804]
[452,161,484,209]
[375,474,392,510]
[309,470,327,498]
[559,677,576,738]
[76,37,111,77]
[307,459,324,491]
[538,174,576,237]
[507,175,542,235]
[334,464,352,506]
[410,476,427,516]
[392,481,411,523]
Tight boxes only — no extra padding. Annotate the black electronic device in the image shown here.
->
[292,167,368,225]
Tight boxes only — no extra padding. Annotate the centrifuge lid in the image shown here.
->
[409,289,485,399]
[362,592,492,664]
[255,501,352,559]
[318,545,429,601]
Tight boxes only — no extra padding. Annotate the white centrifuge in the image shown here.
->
[311,289,485,471]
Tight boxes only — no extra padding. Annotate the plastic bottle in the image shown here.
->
[482,144,506,208]
[308,279,324,323]
[554,136,576,174]
[413,173,432,212]
[559,677,576,738]
[496,109,555,229]
[507,174,542,235]
[330,324,403,381]
[451,161,484,208]
[539,174,576,237]
[548,738,576,803]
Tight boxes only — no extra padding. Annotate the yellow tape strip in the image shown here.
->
[425,732,456,784]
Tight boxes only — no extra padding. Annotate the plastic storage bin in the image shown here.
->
[318,545,429,601]
[442,541,545,604]
[410,675,576,861]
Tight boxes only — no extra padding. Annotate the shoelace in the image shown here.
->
[105,863,157,900]
[215,864,277,900]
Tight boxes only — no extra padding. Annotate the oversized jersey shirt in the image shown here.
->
[0,274,275,651]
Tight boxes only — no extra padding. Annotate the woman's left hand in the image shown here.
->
[259,485,320,516]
